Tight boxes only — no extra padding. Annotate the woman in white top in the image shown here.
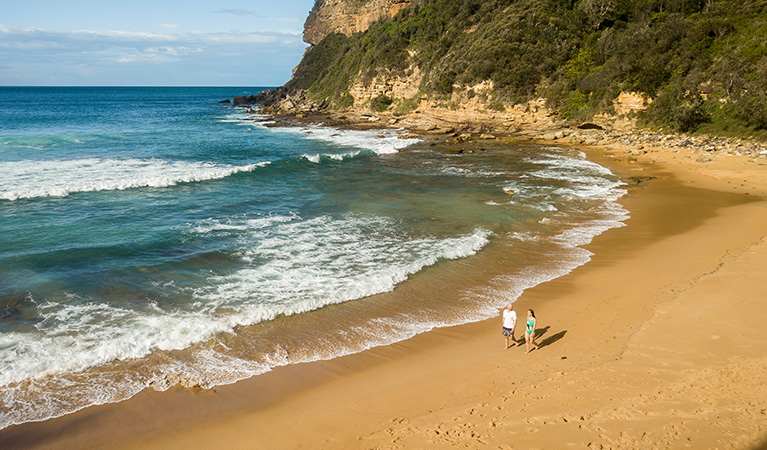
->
[501,302,517,349]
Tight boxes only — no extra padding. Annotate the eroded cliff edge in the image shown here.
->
[238,0,767,150]
[303,0,412,45]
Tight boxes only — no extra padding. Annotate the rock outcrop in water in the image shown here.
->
[233,86,289,107]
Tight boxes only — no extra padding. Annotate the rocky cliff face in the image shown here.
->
[303,0,411,45]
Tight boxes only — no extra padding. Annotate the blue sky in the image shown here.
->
[0,0,316,86]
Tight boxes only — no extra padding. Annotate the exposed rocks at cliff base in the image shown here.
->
[225,0,767,166]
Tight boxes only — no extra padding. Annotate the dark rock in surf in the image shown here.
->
[233,86,289,107]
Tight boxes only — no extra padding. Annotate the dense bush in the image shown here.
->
[290,0,767,137]
[370,94,394,112]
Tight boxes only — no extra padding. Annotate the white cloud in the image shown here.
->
[0,24,303,57]
[216,9,263,17]
[115,46,203,64]
[214,9,302,25]
[0,23,308,85]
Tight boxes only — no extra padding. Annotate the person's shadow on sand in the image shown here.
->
[539,329,567,349]
[515,325,551,346]
[516,326,567,350]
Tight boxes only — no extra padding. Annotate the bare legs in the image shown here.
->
[525,331,538,354]
[504,332,516,349]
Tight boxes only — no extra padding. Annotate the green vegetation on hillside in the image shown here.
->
[288,0,767,137]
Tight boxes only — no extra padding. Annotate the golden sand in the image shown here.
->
[3,139,767,450]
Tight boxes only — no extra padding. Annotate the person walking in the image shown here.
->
[501,302,517,349]
[525,309,539,354]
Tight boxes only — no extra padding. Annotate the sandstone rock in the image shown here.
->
[479,133,496,140]
[613,92,651,115]
[304,0,413,45]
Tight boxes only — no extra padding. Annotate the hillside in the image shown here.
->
[265,0,767,139]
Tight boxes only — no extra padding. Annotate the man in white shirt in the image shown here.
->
[501,302,517,349]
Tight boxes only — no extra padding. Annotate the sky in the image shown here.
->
[0,0,316,86]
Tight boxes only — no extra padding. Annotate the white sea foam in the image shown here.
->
[269,124,420,155]
[301,150,364,164]
[216,112,271,127]
[467,209,629,327]
[191,215,491,325]
[0,146,632,431]
[0,213,490,428]
[0,300,235,387]
[189,213,298,235]
[0,158,270,201]
[0,148,616,390]
[528,150,625,201]
[552,201,629,248]
[440,166,509,178]
[507,231,544,242]
[502,149,627,213]
[455,148,631,324]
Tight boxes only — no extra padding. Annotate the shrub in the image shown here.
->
[286,0,767,140]
[370,95,394,112]
[736,93,767,130]
[337,93,355,109]
[487,101,506,112]
[434,70,457,95]
[674,94,711,132]
[560,90,592,121]
[395,96,421,114]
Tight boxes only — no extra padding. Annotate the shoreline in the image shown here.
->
[3,118,767,449]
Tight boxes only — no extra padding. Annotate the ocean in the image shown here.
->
[0,86,628,429]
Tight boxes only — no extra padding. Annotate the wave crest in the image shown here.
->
[0,158,270,201]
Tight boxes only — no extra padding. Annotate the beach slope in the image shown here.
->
[3,141,767,450]
[128,143,767,449]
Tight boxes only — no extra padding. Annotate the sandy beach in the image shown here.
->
[3,135,767,450]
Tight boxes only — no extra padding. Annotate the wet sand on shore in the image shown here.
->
[3,137,767,450]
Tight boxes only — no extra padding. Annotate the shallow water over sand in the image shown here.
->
[0,87,627,428]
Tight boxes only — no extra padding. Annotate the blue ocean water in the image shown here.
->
[0,87,628,428]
